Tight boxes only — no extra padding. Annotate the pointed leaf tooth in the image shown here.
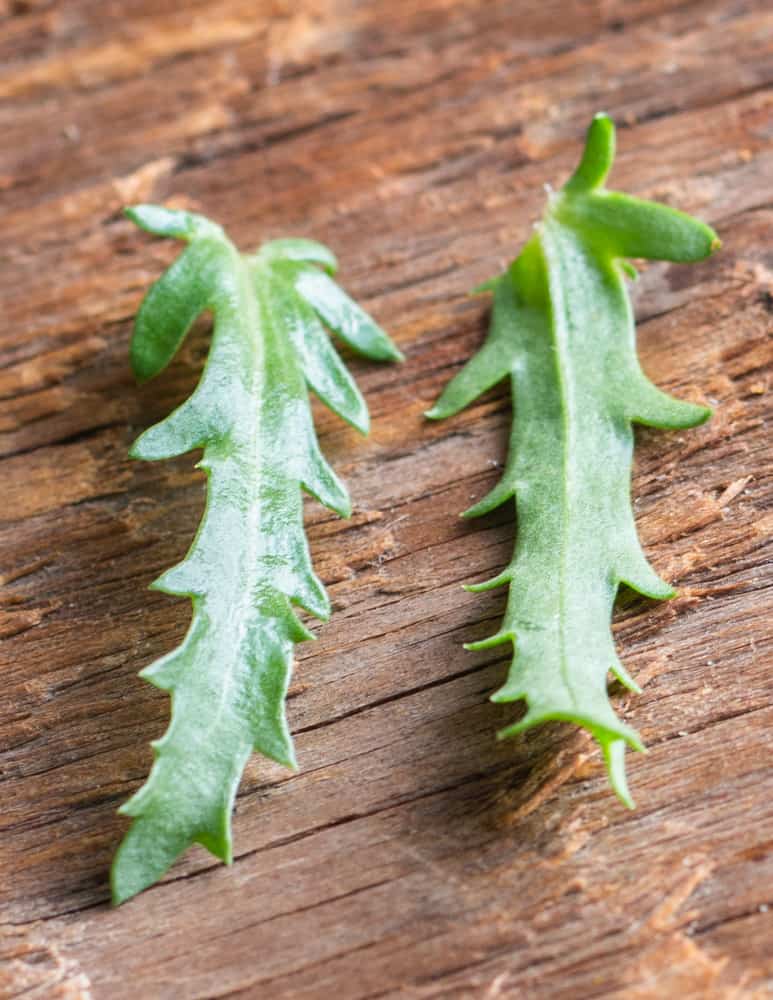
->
[196,775,243,867]
[139,651,184,691]
[111,819,184,904]
[288,613,318,643]
[139,609,209,690]
[249,697,298,770]
[130,398,209,460]
[426,339,513,420]
[264,739,298,772]
[150,560,202,597]
[294,266,403,362]
[628,377,712,429]
[250,694,298,770]
[490,679,526,704]
[463,568,512,593]
[609,658,642,695]
[495,707,539,735]
[601,737,636,810]
[617,549,676,601]
[465,630,514,652]
[242,617,300,767]
[302,436,352,518]
[462,476,516,518]
[197,826,232,865]
[289,565,331,622]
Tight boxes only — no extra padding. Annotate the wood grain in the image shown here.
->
[1,1,771,997]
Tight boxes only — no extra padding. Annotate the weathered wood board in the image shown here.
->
[1,1,772,997]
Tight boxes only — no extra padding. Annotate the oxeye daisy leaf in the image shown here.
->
[112,206,402,904]
[427,114,719,807]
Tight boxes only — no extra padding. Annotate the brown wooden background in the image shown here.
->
[1,2,772,997]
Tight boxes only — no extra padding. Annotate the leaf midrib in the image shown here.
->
[540,217,579,711]
[205,246,267,743]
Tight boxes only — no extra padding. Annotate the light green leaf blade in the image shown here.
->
[113,211,401,903]
[428,115,719,807]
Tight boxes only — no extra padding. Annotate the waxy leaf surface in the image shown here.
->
[428,114,719,805]
[113,207,401,903]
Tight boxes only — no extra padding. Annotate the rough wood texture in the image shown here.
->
[1,1,772,997]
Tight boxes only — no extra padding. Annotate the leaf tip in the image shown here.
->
[380,342,406,363]
[110,878,133,908]
[110,862,146,907]
[109,835,156,906]
[465,631,514,652]
[128,349,157,385]
[261,737,298,772]
[564,112,616,193]
[464,570,511,593]
[353,411,371,436]
[125,203,222,241]
[601,737,637,810]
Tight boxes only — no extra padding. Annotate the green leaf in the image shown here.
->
[428,114,718,808]
[113,207,401,904]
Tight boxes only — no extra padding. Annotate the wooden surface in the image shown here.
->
[1,1,772,997]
